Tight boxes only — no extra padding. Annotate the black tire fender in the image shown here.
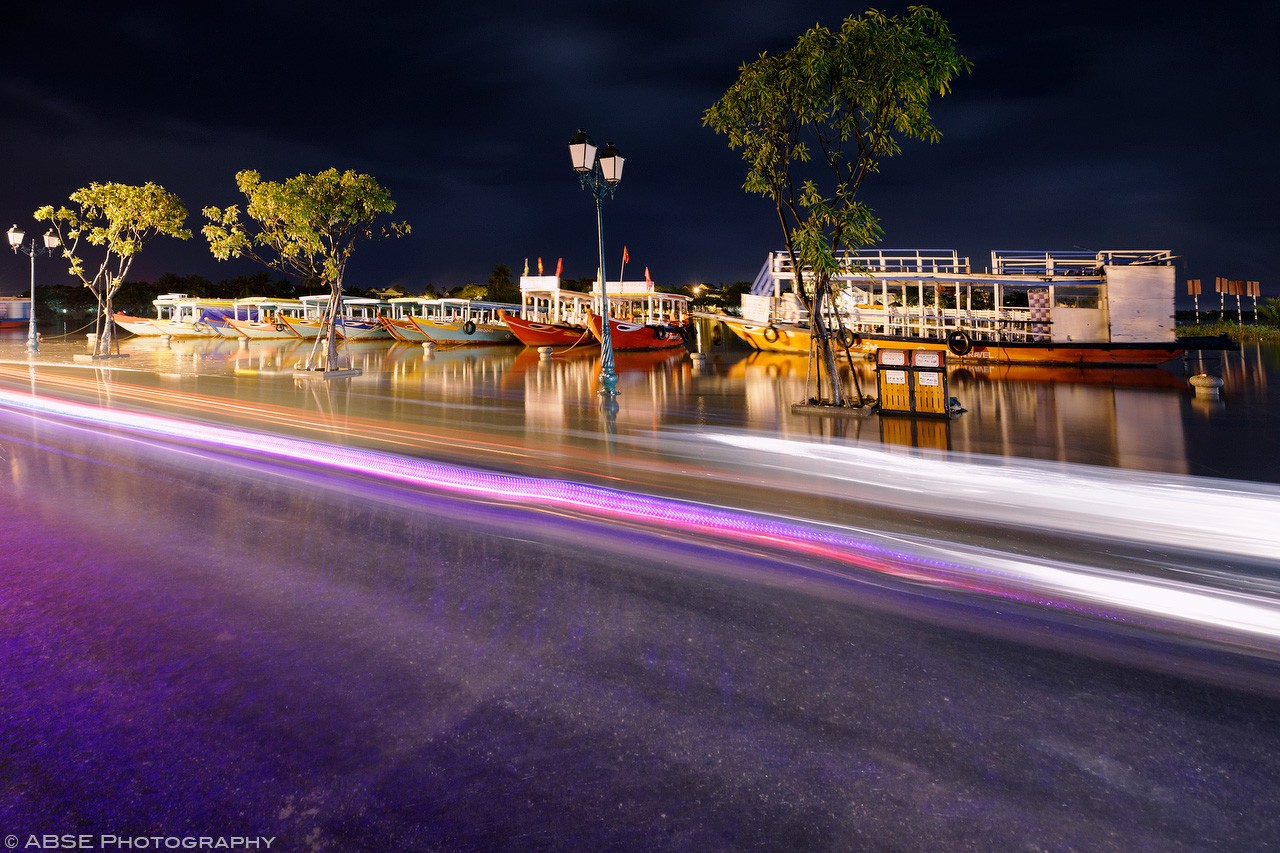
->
[946,330,972,356]
[463,320,477,335]
[762,326,780,343]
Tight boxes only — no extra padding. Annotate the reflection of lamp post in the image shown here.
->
[7,225,61,354]
[569,129,624,398]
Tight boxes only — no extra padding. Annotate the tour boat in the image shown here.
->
[221,298,313,339]
[504,273,690,351]
[380,297,435,342]
[276,294,393,340]
[408,298,519,345]
[586,312,690,352]
[500,277,597,347]
[113,293,236,337]
[714,248,1231,366]
[585,284,691,352]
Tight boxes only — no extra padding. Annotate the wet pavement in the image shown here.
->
[1,333,1278,850]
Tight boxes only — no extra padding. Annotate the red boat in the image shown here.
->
[587,312,689,352]
[499,309,596,348]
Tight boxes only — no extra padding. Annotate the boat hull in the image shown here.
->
[113,313,162,336]
[276,316,390,340]
[587,313,689,352]
[224,318,302,340]
[719,318,1187,367]
[409,316,516,345]
[381,317,433,343]
[499,310,596,348]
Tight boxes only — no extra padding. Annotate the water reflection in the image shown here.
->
[4,333,1278,483]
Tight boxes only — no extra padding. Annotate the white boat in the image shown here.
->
[715,248,1232,366]
[276,294,393,340]
[222,298,312,339]
[409,298,519,345]
[380,297,435,342]
[114,293,236,338]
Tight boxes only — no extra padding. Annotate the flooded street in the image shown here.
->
[1,331,1278,850]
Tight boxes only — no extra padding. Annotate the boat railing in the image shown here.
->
[831,303,1046,342]
[770,248,970,278]
[991,249,1174,276]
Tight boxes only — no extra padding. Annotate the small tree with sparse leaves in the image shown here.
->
[36,182,191,357]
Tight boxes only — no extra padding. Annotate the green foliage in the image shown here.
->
[36,182,191,290]
[1177,319,1280,342]
[35,181,191,355]
[703,6,969,272]
[487,263,519,304]
[1256,297,1280,328]
[202,168,409,292]
[203,168,409,371]
[452,283,488,300]
[703,6,969,404]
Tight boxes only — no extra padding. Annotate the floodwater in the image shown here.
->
[1,329,1278,850]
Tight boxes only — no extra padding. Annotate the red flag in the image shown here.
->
[622,246,630,265]
[555,257,563,276]
[644,266,652,289]
[538,257,543,275]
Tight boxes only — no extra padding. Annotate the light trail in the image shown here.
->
[693,431,1280,563]
[3,383,1280,661]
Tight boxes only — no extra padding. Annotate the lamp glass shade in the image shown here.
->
[7,226,25,248]
[598,144,624,183]
[43,231,60,250]
[568,129,596,173]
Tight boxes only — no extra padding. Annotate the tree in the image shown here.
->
[704,7,969,406]
[487,263,519,304]
[202,168,409,373]
[36,182,191,357]
[1256,297,1280,329]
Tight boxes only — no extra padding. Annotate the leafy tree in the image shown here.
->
[36,182,191,357]
[154,271,213,297]
[451,283,488,300]
[704,7,969,406]
[487,263,519,304]
[1256,297,1280,329]
[203,168,409,373]
[216,271,300,299]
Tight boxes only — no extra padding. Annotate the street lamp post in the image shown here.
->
[7,225,61,354]
[569,129,624,398]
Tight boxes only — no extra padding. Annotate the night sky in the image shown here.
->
[2,1,1275,303]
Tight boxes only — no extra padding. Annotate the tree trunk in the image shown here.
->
[96,286,118,357]
[810,275,845,406]
[323,287,343,371]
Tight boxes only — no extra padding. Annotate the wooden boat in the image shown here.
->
[380,297,435,342]
[113,293,235,338]
[586,284,690,351]
[222,298,311,340]
[276,295,393,340]
[408,298,518,345]
[506,273,690,352]
[501,277,597,347]
[715,248,1232,366]
[587,312,690,352]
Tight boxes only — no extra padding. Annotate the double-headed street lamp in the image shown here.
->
[7,225,61,354]
[569,129,624,398]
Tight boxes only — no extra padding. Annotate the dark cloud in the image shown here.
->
[1,1,1274,297]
